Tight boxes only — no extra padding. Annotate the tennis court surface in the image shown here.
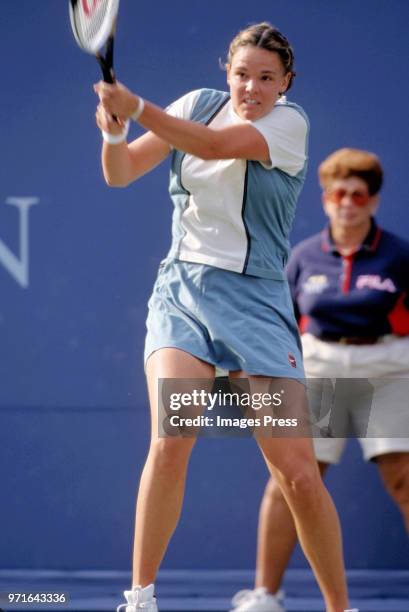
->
[0,569,408,611]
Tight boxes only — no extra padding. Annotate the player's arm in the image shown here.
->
[94,81,270,164]
[140,108,269,162]
[96,104,170,187]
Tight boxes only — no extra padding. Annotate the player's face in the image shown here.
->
[226,46,290,121]
[323,176,378,229]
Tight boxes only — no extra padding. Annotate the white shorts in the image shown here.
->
[302,333,409,463]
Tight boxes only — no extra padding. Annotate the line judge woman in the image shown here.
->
[230,148,409,612]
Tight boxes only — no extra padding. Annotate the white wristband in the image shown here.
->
[102,120,130,145]
[131,97,145,122]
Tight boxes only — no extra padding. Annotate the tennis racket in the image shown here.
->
[69,0,120,84]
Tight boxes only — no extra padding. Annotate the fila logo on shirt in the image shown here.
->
[0,197,39,288]
[302,274,329,294]
[356,274,397,293]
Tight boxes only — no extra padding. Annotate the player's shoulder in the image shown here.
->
[166,87,230,124]
[253,98,309,149]
[169,89,203,107]
[177,88,229,101]
[269,96,310,128]
[167,88,226,120]
[192,87,228,96]
[191,88,230,107]
[185,88,230,122]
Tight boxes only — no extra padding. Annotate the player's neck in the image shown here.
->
[331,219,371,255]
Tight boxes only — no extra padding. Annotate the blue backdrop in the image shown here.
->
[1,0,408,571]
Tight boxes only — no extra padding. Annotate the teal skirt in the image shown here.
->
[144,258,304,379]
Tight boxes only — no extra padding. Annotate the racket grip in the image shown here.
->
[96,55,118,121]
[103,66,115,84]
[97,55,115,84]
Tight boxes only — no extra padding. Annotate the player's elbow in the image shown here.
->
[104,173,131,188]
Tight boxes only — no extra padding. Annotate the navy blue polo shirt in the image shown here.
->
[286,219,409,338]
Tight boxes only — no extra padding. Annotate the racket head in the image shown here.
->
[69,0,120,55]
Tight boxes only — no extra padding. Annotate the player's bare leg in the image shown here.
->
[255,462,329,593]
[230,372,350,612]
[132,348,214,587]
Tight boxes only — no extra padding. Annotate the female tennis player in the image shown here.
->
[94,23,357,612]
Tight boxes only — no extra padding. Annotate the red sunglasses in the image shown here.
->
[326,188,370,207]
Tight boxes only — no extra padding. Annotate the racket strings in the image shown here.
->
[72,0,113,51]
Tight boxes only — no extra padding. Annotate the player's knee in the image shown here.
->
[149,437,195,474]
[279,461,320,503]
[263,476,286,506]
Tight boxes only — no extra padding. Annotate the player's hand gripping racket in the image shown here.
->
[69,0,120,84]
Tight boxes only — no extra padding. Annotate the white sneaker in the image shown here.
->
[230,587,285,612]
[116,584,158,611]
